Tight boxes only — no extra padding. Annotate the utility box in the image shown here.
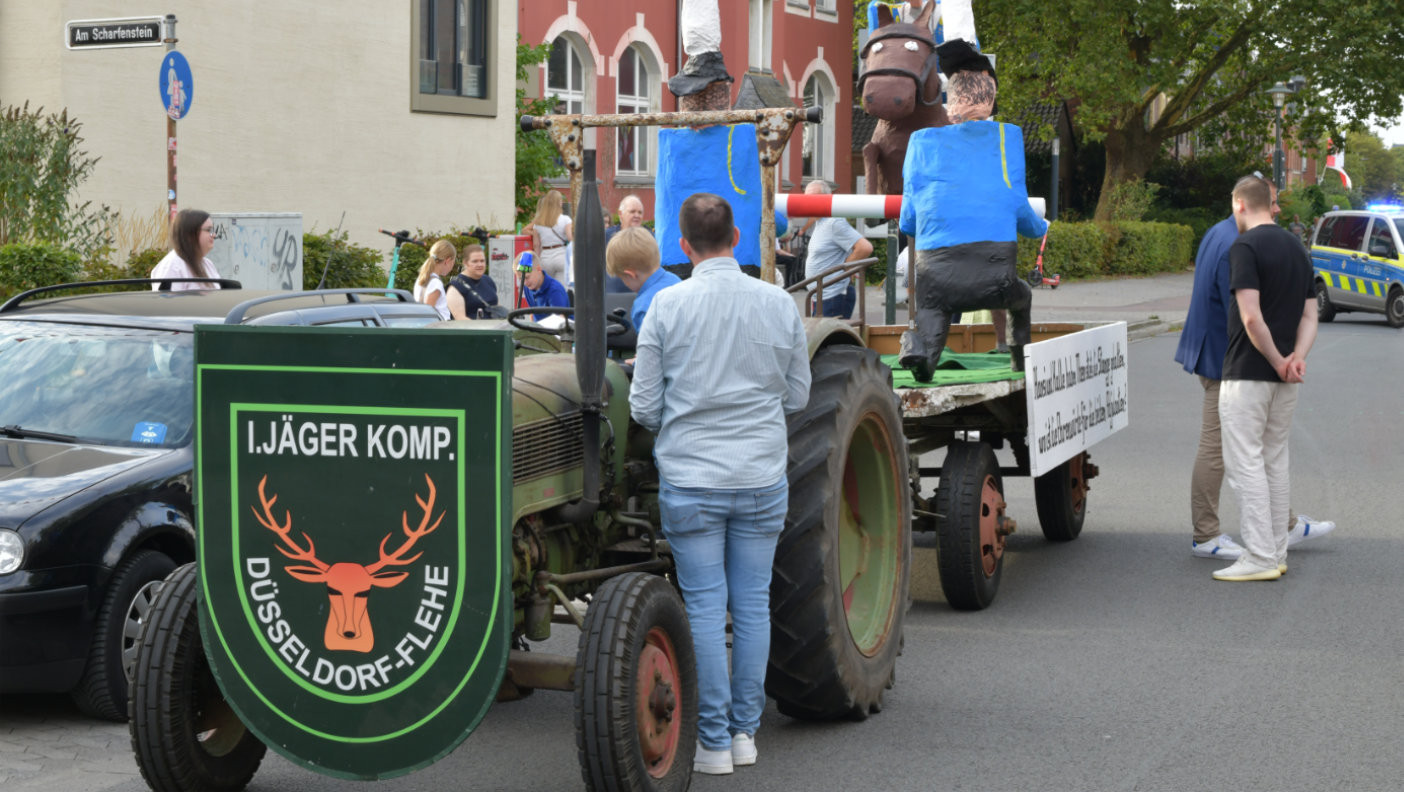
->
[489,234,533,308]
[207,213,303,291]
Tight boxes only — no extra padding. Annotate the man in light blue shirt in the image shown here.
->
[803,181,873,318]
[630,192,810,775]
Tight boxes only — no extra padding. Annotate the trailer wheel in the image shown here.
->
[72,549,175,721]
[1034,452,1091,542]
[770,345,911,721]
[575,572,696,792]
[1316,281,1337,322]
[935,441,1008,610]
[129,563,265,792]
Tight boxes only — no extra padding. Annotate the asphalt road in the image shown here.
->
[3,305,1400,791]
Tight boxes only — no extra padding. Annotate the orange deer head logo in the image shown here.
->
[251,473,444,653]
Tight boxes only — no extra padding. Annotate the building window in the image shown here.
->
[802,74,834,182]
[411,0,495,116]
[616,46,655,176]
[548,36,587,115]
[749,0,773,71]
[814,0,836,12]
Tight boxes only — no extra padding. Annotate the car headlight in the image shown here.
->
[0,529,22,574]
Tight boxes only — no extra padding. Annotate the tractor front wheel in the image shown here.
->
[575,572,697,792]
[128,563,266,792]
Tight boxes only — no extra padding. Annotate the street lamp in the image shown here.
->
[1267,81,1293,190]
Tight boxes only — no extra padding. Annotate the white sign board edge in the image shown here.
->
[1023,321,1130,478]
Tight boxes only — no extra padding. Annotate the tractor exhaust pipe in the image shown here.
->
[561,150,606,522]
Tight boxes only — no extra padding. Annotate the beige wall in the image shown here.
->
[0,1,516,257]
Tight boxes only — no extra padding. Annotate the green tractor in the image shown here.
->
[128,153,910,791]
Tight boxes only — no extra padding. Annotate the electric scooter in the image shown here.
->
[1026,233,1060,289]
[379,228,427,289]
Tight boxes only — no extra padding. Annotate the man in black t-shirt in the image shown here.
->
[1213,176,1318,582]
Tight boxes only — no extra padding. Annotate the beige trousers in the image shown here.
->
[1192,376,1296,543]
[1219,379,1299,568]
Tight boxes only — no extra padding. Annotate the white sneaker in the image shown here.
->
[732,734,757,766]
[694,742,733,775]
[1191,534,1244,559]
[1213,559,1282,581]
[1288,515,1335,547]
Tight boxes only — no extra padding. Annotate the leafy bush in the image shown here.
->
[0,242,83,300]
[302,229,385,290]
[1146,206,1220,252]
[1016,222,1110,279]
[1103,178,1161,222]
[1107,222,1193,275]
[1016,220,1191,280]
[0,103,115,260]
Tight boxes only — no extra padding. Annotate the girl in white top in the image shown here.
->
[527,190,573,285]
[413,239,456,320]
[150,209,221,290]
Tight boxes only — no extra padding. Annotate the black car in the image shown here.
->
[0,281,439,720]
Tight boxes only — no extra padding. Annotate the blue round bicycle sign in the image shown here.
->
[159,50,193,120]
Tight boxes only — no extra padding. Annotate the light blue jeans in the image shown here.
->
[659,477,788,751]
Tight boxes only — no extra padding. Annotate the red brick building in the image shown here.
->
[518,0,855,222]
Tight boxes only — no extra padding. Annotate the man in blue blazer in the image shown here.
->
[1175,178,1334,560]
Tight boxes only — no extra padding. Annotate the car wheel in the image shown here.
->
[1386,287,1404,328]
[72,549,176,721]
[1316,281,1336,322]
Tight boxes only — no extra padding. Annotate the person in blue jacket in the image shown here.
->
[518,252,570,321]
[1175,178,1335,560]
[897,44,1048,380]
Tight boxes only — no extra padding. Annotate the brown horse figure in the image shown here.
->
[858,1,949,197]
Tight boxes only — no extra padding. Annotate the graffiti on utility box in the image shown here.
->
[208,213,302,290]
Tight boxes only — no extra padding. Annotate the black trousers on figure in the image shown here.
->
[898,240,1031,382]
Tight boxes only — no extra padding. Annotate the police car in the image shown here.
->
[1308,205,1404,327]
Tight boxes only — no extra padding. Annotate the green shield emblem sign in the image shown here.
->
[194,326,512,779]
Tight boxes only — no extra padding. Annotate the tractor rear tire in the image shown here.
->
[72,549,175,721]
[1034,452,1090,542]
[935,441,1006,610]
[769,345,911,721]
[575,572,697,792]
[129,563,265,792]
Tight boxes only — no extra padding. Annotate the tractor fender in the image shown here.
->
[803,316,865,360]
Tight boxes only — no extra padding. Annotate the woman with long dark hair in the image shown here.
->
[150,209,221,290]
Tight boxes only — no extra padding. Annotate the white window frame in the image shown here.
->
[802,74,835,183]
[615,45,655,177]
[749,0,773,72]
[547,36,587,116]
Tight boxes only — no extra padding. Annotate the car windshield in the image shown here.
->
[0,322,193,449]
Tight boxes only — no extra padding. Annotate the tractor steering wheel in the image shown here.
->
[507,306,630,338]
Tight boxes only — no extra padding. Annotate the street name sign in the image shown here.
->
[66,17,164,50]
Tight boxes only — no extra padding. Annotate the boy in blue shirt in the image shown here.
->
[606,227,679,333]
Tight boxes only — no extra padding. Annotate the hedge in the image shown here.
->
[0,242,83,300]
[1015,220,1192,280]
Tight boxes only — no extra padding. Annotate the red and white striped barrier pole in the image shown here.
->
[775,193,1047,220]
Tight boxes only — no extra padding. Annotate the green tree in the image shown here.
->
[0,102,115,259]
[1346,130,1397,203]
[981,0,1404,220]
[515,39,564,227]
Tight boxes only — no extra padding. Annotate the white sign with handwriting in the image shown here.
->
[1024,322,1129,477]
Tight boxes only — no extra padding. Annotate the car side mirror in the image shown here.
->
[1369,241,1394,258]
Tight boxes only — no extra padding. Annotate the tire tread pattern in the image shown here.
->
[767,345,911,721]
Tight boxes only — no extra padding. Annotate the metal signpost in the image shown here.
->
[158,18,187,222]
[194,326,513,779]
